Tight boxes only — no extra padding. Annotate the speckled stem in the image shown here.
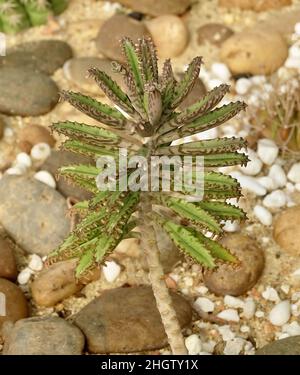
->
[139,193,187,355]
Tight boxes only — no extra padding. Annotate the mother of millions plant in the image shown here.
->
[46,37,248,355]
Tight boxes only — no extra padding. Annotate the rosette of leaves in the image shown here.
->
[0,0,69,33]
[47,37,247,354]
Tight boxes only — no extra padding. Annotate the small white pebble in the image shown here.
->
[256,176,276,192]
[224,338,245,355]
[291,291,300,301]
[230,172,267,196]
[16,152,32,168]
[4,127,13,138]
[185,334,202,355]
[285,182,295,194]
[240,325,250,333]
[5,167,24,176]
[257,138,279,165]
[280,284,290,294]
[294,22,300,35]
[202,340,216,353]
[207,78,224,90]
[282,321,300,336]
[251,75,266,85]
[194,297,215,313]
[243,298,256,319]
[102,260,121,283]
[222,220,240,233]
[183,276,194,287]
[17,268,33,285]
[285,57,300,69]
[290,44,300,58]
[269,300,291,326]
[244,341,255,355]
[195,285,208,295]
[263,190,287,209]
[218,325,235,341]
[28,254,43,272]
[262,286,281,303]
[235,78,251,95]
[211,62,231,82]
[217,309,240,322]
[291,268,300,278]
[224,295,245,309]
[169,273,180,283]
[31,142,51,161]
[291,304,300,317]
[253,205,273,226]
[287,163,300,183]
[255,310,264,318]
[268,164,287,189]
[34,171,56,188]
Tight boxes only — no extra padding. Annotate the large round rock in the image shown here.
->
[273,206,300,256]
[0,175,70,256]
[0,40,73,75]
[220,28,288,75]
[74,285,192,353]
[40,150,94,201]
[0,67,59,116]
[3,317,85,355]
[95,14,150,62]
[203,234,265,296]
[0,278,28,329]
[256,336,300,355]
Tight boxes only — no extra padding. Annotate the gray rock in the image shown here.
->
[63,57,125,94]
[0,40,73,75]
[95,14,150,62]
[108,0,192,16]
[256,336,300,355]
[0,278,28,329]
[74,285,192,353]
[0,175,70,256]
[3,317,85,355]
[0,67,59,116]
[40,150,94,201]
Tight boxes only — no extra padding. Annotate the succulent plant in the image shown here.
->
[0,0,69,33]
[46,37,247,354]
[250,77,300,154]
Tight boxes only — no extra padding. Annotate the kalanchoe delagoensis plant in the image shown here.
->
[46,37,248,355]
[0,0,69,34]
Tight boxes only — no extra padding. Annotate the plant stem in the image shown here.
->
[139,193,187,355]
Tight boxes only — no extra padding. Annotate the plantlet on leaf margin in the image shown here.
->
[46,37,248,355]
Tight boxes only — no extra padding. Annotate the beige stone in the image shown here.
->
[220,28,288,75]
[146,15,189,58]
[274,206,300,256]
